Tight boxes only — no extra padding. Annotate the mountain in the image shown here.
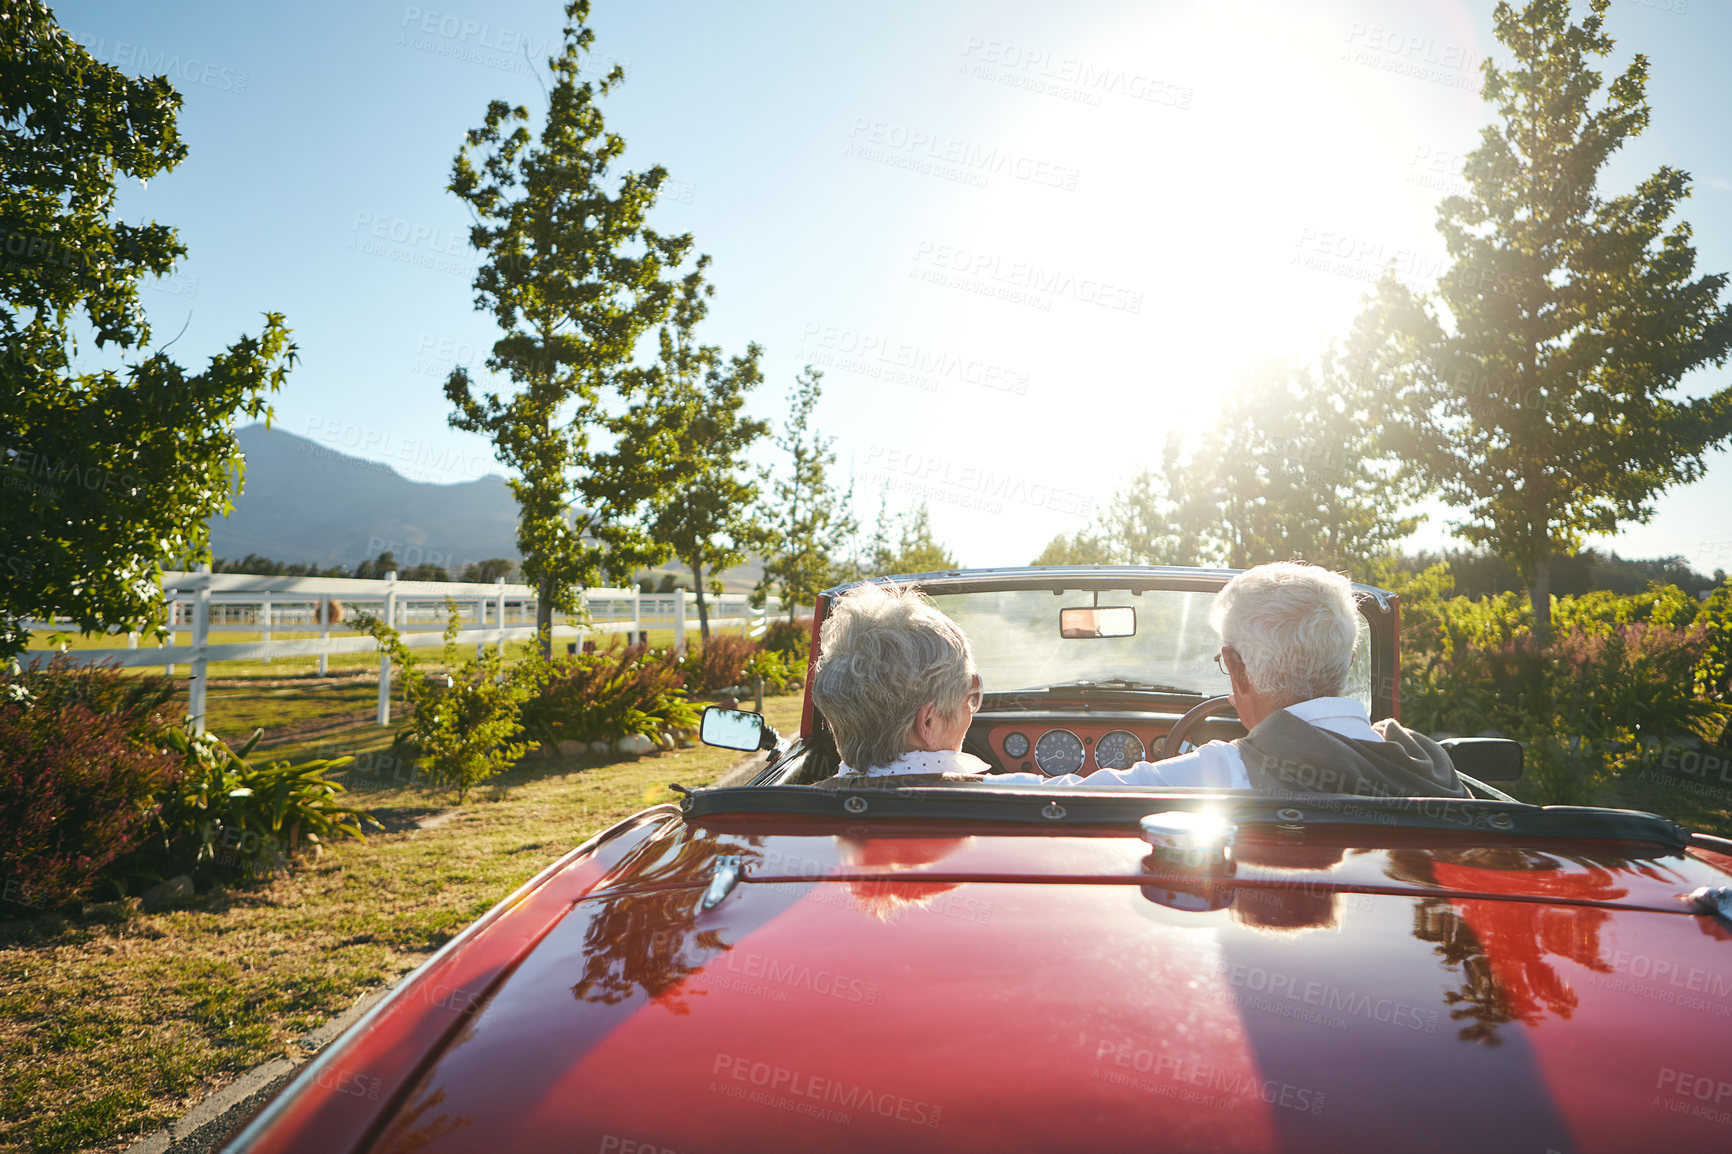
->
[210,424,521,572]
[210,424,767,592]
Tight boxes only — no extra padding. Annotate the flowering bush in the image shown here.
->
[1396,578,1732,803]
[759,618,813,661]
[522,643,698,748]
[0,699,179,909]
[0,657,180,908]
[677,634,759,694]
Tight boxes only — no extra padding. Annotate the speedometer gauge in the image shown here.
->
[1033,729,1084,776]
[1095,730,1145,770]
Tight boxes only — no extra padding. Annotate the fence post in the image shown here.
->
[495,576,507,658]
[163,583,177,675]
[318,595,330,676]
[261,592,272,665]
[189,564,211,734]
[675,589,688,657]
[632,588,642,646]
[378,571,398,726]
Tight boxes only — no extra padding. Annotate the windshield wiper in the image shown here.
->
[1030,678,1202,695]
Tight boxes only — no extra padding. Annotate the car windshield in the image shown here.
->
[923,586,1374,710]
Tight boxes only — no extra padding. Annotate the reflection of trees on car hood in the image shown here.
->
[570,833,765,1014]
[1388,848,1640,1044]
[836,835,970,921]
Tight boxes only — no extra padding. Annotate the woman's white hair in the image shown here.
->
[811,582,976,771]
[1210,562,1359,705]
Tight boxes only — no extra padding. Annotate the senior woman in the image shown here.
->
[810,582,991,785]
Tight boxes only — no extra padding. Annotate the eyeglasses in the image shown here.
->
[1214,647,1237,677]
[964,672,983,711]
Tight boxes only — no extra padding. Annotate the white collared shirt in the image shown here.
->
[838,749,993,778]
[990,697,1377,789]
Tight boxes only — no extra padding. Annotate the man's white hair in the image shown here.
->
[1210,562,1359,705]
[811,582,976,771]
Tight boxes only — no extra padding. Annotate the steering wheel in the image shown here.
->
[1157,695,1238,761]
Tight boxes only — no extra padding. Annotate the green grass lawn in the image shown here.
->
[0,693,803,1154]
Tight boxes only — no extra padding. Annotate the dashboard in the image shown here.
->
[983,720,1172,777]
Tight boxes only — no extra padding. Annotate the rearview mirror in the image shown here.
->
[700,706,776,752]
[1438,737,1523,783]
[1060,606,1136,639]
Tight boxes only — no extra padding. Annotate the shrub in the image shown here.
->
[14,653,179,719]
[522,643,699,748]
[152,722,378,876]
[1400,617,1730,804]
[678,634,760,694]
[1692,583,1732,721]
[1550,623,1727,748]
[744,647,807,695]
[0,657,180,908]
[354,602,543,802]
[759,617,813,660]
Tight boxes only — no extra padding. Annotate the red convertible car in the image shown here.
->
[225,568,1732,1153]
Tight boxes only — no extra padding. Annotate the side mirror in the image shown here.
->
[1438,737,1523,782]
[700,706,779,752]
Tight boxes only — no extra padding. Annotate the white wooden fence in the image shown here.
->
[19,567,773,733]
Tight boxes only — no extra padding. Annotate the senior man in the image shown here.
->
[1000,562,1467,798]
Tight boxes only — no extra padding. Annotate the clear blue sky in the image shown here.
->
[51,0,1732,575]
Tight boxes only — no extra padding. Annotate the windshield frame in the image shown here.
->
[804,567,1401,737]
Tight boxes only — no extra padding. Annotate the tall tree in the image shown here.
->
[1099,458,1196,567]
[756,366,854,619]
[885,502,958,574]
[1375,0,1732,644]
[1069,357,1413,574]
[0,4,295,659]
[641,260,770,639]
[1031,530,1112,566]
[445,0,692,656]
[843,494,961,576]
[1163,358,1420,571]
